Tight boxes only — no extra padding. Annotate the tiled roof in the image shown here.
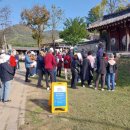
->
[88,8,130,30]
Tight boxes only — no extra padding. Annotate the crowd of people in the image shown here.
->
[25,43,118,91]
[0,43,118,102]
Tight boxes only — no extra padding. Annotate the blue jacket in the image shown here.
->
[0,62,14,82]
[25,54,32,68]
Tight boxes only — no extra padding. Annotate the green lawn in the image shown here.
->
[20,58,130,130]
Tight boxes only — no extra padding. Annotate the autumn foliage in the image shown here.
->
[21,5,50,48]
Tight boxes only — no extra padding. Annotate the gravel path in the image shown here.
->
[0,64,27,130]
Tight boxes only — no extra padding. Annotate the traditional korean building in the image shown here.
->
[88,8,130,52]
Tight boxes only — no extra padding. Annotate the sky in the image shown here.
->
[0,0,130,30]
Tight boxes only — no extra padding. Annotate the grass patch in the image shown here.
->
[117,58,130,87]
[19,58,130,130]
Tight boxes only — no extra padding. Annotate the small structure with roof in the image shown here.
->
[87,8,130,52]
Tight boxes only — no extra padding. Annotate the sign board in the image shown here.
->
[50,82,68,113]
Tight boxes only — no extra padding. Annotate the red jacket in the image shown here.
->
[10,55,16,67]
[44,53,56,70]
[64,55,71,69]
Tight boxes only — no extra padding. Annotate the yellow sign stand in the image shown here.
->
[49,82,68,113]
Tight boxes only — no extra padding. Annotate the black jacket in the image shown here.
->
[81,58,92,80]
[97,57,107,74]
[71,59,80,73]
[0,62,14,82]
[37,55,45,71]
[107,61,117,73]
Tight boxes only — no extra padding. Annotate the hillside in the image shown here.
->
[0,24,59,47]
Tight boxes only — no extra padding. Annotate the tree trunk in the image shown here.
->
[52,29,56,53]
[37,37,40,51]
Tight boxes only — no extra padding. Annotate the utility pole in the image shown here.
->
[0,23,9,52]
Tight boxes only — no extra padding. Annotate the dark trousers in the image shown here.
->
[25,68,30,81]
[95,73,106,89]
[57,67,62,77]
[81,78,90,86]
[88,68,94,85]
[13,66,16,76]
[17,61,20,69]
[81,74,92,86]
[71,71,78,88]
[45,69,54,88]
[37,69,43,86]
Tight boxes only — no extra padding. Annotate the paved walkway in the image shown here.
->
[0,66,27,130]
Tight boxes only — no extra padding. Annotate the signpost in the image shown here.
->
[49,82,68,113]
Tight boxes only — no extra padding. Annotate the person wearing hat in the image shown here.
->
[0,54,14,102]
[0,50,10,62]
[106,54,117,91]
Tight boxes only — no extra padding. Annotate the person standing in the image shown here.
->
[96,43,104,72]
[53,52,57,82]
[36,51,45,87]
[30,51,37,77]
[87,51,95,87]
[69,47,74,61]
[106,54,117,91]
[71,54,80,89]
[81,54,92,88]
[64,52,71,80]
[57,58,63,77]
[95,53,107,91]
[0,56,14,102]
[15,51,20,70]
[25,51,32,82]
[44,49,56,90]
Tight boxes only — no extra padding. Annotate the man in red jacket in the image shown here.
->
[44,48,56,90]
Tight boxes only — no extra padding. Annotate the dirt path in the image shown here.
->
[0,64,27,130]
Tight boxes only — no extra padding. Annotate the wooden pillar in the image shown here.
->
[107,29,111,52]
[126,27,129,51]
[117,27,120,52]
[99,30,102,39]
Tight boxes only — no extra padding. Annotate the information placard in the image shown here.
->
[54,86,66,107]
[50,82,68,113]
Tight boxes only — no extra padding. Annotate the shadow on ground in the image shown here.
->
[30,99,50,113]
[14,76,47,90]
[0,103,50,115]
